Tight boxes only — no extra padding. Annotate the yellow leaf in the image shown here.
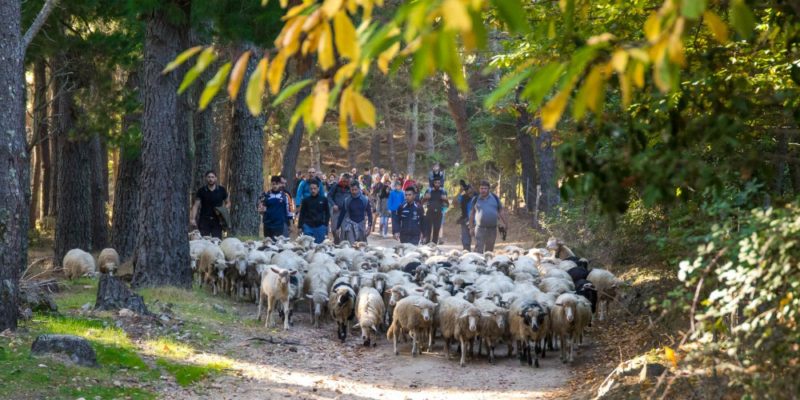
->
[350,91,376,127]
[668,17,686,65]
[664,346,678,368]
[227,51,251,99]
[302,26,321,56]
[339,118,349,149]
[334,61,358,84]
[644,13,661,43]
[318,22,335,71]
[442,0,472,32]
[378,42,400,74]
[321,0,343,18]
[619,72,631,106]
[200,62,232,111]
[611,50,628,73]
[162,45,203,74]
[703,11,729,43]
[310,80,330,129]
[246,57,268,115]
[338,86,352,149]
[333,11,359,60]
[541,88,570,130]
[282,16,308,56]
[282,2,309,19]
[346,0,357,14]
[628,48,650,63]
[573,67,604,120]
[633,62,645,88]
[301,9,322,32]
[779,293,793,309]
[279,0,288,7]
[548,20,556,40]
[267,51,287,95]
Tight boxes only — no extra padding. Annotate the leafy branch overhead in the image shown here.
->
[166,0,753,145]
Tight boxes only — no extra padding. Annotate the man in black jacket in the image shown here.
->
[393,187,423,245]
[298,181,329,243]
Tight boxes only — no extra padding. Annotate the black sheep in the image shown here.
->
[575,279,598,315]
[567,266,590,283]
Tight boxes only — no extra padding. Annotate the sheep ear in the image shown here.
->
[305,294,314,299]
[415,288,424,292]
[352,323,360,329]
[270,267,280,274]
[371,325,378,333]
[290,270,298,275]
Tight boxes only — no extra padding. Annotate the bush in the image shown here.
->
[678,204,800,396]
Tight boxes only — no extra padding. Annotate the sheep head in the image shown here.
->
[387,286,407,306]
[419,284,439,302]
[305,292,329,318]
[460,307,481,332]
[414,303,436,322]
[520,302,548,332]
[270,266,296,286]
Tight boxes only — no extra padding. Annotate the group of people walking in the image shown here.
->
[189,162,508,252]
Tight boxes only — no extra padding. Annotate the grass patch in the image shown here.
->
[142,337,196,359]
[156,358,226,387]
[53,277,98,311]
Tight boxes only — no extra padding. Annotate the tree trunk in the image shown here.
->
[36,61,52,220]
[54,57,92,263]
[533,119,559,214]
[347,130,357,169]
[774,130,788,195]
[387,129,397,172]
[89,134,109,250]
[407,94,419,176]
[424,102,435,161]
[281,84,311,191]
[111,73,142,262]
[0,0,28,331]
[95,275,150,315]
[30,60,48,226]
[132,3,192,289]
[370,130,381,168]
[443,73,478,163]
[225,49,265,237]
[516,104,538,213]
[47,60,61,219]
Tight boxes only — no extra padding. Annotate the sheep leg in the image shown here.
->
[282,301,290,330]
[410,330,418,357]
[459,337,467,367]
[486,339,494,364]
[517,341,525,365]
[540,338,546,359]
[560,334,567,363]
[393,328,399,355]
[567,335,574,363]
[266,297,275,328]
[533,341,540,368]
[257,294,264,321]
[526,339,533,366]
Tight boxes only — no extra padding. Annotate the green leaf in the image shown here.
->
[521,63,565,108]
[485,68,532,109]
[490,0,529,33]
[178,48,217,94]
[289,95,313,132]
[730,0,755,38]
[681,0,706,19]
[271,79,313,106]
[199,62,231,111]
[162,46,203,74]
[178,67,201,94]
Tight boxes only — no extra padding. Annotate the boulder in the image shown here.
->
[94,275,150,315]
[18,285,57,312]
[31,334,97,367]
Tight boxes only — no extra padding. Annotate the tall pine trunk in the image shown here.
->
[30,60,48,226]
[90,134,109,250]
[0,0,28,331]
[516,102,538,213]
[370,131,381,168]
[534,119,559,214]
[54,55,92,263]
[132,3,192,288]
[387,129,396,172]
[424,102,435,161]
[111,72,142,262]
[443,73,478,164]
[47,60,61,219]
[281,82,311,191]
[225,49,265,236]
[407,94,419,176]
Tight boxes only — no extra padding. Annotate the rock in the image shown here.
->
[639,363,667,381]
[81,303,92,312]
[19,308,33,320]
[94,275,150,315]
[118,308,135,318]
[31,334,98,367]
[19,285,58,312]
[213,304,226,314]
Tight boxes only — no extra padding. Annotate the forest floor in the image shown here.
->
[4,221,669,400]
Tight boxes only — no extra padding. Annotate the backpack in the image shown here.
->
[470,193,501,213]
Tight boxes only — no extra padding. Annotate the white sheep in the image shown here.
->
[550,293,589,363]
[221,238,249,298]
[508,297,550,368]
[386,296,437,357]
[97,248,120,276]
[198,246,227,295]
[304,261,338,328]
[63,249,96,280]
[474,298,509,364]
[587,268,623,321]
[539,277,575,295]
[354,287,386,347]
[257,266,298,330]
[437,296,482,366]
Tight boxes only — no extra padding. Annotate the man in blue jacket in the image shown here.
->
[393,187,423,245]
[295,167,326,210]
[335,183,373,244]
[258,176,291,239]
[386,181,404,234]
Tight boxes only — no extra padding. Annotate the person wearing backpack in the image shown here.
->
[422,177,448,244]
[258,176,292,239]
[335,182,374,244]
[469,180,508,253]
[456,179,475,251]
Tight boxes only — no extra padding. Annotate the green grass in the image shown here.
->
[53,276,99,311]
[156,358,227,387]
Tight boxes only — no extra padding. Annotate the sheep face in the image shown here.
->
[270,267,296,286]
[460,308,480,332]
[373,276,386,294]
[415,304,434,322]
[520,302,548,332]
[387,286,407,306]
[420,285,439,302]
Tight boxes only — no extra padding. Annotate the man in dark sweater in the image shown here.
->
[190,170,230,239]
[258,176,291,239]
[328,173,352,244]
[298,181,329,244]
[422,178,448,244]
[456,179,475,251]
[335,183,373,244]
[393,187,423,245]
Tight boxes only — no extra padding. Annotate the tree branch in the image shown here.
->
[22,0,60,53]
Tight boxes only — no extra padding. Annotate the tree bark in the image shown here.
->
[54,55,92,263]
[407,94,419,176]
[424,102,435,161]
[89,134,109,250]
[774,130,788,195]
[281,83,311,191]
[225,49,265,237]
[370,130,381,169]
[111,73,142,262]
[35,61,52,220]
[533,119,559,214]
[443,73,478,164]
[132,3,192,288]
[387,129,397,172]
[516,104,538,213]
[47,60,61,219]
[0,0,28,331]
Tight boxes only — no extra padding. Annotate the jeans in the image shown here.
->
[302,224,328,244]
[460,220,471,251]
[474,225,497,253]
[380,214,390,236]
[399,232,420,245]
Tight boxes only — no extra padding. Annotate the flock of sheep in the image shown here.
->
[187,232,625,367]
[60,232,624,367]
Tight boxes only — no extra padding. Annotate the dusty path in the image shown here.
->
[163,235,576,400]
